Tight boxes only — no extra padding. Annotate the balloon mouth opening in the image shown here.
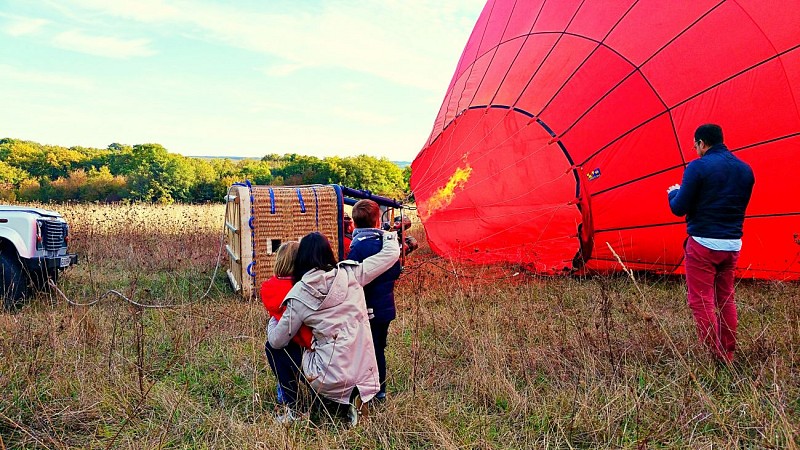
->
[572,182,595,269]
[532,117,595,271]
[572,223,594,269]
[414,107,599,275]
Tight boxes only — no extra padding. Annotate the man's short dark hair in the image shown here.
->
[694,123,724,146]
[352,199,381,229]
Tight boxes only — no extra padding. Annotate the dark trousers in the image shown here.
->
[265,340,303,406]
[370,319,391,394]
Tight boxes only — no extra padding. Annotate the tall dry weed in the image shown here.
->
[0,203,797,448]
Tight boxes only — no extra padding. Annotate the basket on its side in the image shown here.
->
[225,184,344,299]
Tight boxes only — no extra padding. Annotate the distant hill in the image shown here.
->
[193,155,257,162]
[195,155,411,168]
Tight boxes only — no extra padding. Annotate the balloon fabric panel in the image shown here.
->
[566,0,638,42]
[641,3,779,107]
[471,37,526,106]
[603,1,722,66]
[499,0,546,42]
[491,34,561,105]
[515,37,600,117]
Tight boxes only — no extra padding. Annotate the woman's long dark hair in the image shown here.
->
[293,232,337,284]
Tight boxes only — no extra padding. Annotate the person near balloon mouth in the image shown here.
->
[667,123,755,364]
[347,199,403,402]
[267,230,400,426]
[342,212,355,259]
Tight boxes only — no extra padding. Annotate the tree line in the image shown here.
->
[0,138,410,203]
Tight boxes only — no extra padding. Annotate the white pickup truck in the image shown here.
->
[0,205,78,310]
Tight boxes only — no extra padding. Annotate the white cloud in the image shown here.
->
[51,30,156,58]
[340,82,362,92]
[52,0,484,91]
[2,15,49,36]
[245,101,307,115]
[59,0,180,22]
[329,106,394,126]
[184,1,482,91]
[260,63,307,77]
[0,64,92,89]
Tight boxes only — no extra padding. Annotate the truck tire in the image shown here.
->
[1,253,28,311]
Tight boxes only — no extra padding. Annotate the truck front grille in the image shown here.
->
[41,221,67,251]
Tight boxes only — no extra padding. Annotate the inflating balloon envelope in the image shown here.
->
[410,0,800,280]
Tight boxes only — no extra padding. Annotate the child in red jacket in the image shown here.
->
[262,241,313,417]
[261,241,313,348]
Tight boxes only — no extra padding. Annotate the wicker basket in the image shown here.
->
[225,184,344,299]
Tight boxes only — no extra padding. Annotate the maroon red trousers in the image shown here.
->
[684,237,739,363]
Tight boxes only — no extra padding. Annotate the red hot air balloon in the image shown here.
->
[411,0,800,280]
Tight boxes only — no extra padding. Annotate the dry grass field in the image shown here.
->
[1,203,798,449]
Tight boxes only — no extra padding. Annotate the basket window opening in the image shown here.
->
[270,239,281,254]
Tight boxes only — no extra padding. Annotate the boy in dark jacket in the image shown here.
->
[348,199,401,400]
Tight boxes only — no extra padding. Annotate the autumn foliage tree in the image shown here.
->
[0,138,409,203]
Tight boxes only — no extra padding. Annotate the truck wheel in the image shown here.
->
[1,253,29,311]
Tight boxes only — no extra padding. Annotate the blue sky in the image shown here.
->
[0,0,484,161]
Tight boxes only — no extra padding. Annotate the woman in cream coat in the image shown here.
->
[267,230,400,418]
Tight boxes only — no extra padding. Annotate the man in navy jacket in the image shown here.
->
[668,123,754,364]
[348,199,402,399]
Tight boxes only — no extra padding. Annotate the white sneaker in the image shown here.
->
[348,403,358,427]
[347,395,367,427]
[275,406,302,425]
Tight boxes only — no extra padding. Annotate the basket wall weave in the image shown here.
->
[249,185,342,296]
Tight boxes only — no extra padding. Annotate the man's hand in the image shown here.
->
[666,184,680,194]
